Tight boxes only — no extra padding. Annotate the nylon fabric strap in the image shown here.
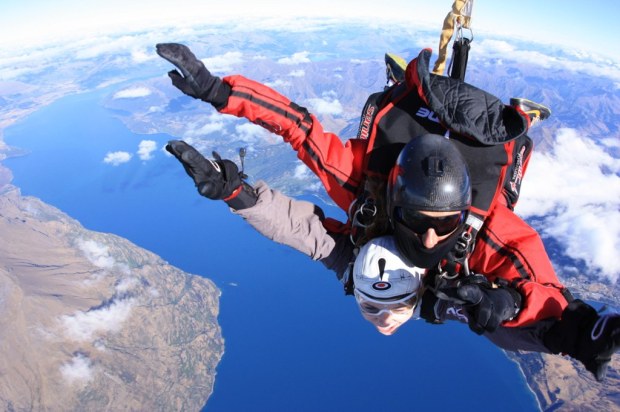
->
[449,37,470,80]
[223,185,242,201]
[432,0,474,76]
[224,182,258,210]
[465,213,484,232]
[439,214,481,277]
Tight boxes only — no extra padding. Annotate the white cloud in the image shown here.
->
[278,51,311,65]
[203,51,244,73]
[93,340,107,351]
[147,105,165,113]
[61,298,136,341]
[113,86,152,99]
[307,91,343,116]
[103,151,132,166]
[137,140,157,161]
[516,128,620,281]
[96,77,126,89]
[0,80,35,95]
[74,34,152,61]
[188,121,226,137]
[115,277,139,293]
[293,163,312,180]
[288,69,305,77]
[264,79,291,88]
[473,39,620,81]
[184,112,235,138]
[476,39,516,55]
[292,162,322,192]
[601,137,620,149]
[131,48,154,63]
[235,123,270,143]
[60,354,94,386]
[77,239,116,269]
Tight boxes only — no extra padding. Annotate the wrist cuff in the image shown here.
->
[210,81,231,110]
[504,286,523,320]
[224,182,257,210]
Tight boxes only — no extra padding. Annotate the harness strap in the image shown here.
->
[437,213,483,277]
[343,246,359,295]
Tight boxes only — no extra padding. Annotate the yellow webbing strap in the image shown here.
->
[432,0,474,76]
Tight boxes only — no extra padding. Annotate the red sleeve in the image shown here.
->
[219,75,365,211]
[470,204,569,327]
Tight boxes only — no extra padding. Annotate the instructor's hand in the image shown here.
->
[156,43,228,106]
[457,283,521,334]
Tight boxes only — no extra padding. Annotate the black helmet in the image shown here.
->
[387,134,471,268]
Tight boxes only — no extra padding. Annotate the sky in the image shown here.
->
[1,0,619,62]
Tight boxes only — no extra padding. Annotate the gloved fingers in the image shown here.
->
[485,315,502,332]
[179,147,220,181]
[156,43,185,62]
[459,284,498,334]
[467,302,493,335]
[197,181,223,199]
[434,286,468,305]
[220,159,243,182]
[466,289,508,333]
[166,140,194,160]
[468,320,486,335]
[457,283,485,306]
[156,43,197,78]
[167,69,183,82]
[167,70,195,96]
[166,140,219,182]
[156,43,209,88]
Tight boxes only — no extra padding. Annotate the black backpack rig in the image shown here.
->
[343,49,533,294]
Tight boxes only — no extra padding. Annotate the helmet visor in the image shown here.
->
[395,208,466,236]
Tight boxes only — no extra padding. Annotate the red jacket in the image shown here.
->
[218,59,569,327]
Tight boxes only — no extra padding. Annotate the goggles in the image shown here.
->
[354,289,418,317]
[395,208,466,236]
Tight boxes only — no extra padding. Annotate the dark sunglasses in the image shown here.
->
[395,208,466,236]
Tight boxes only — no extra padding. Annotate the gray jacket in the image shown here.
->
[234,181,353,280]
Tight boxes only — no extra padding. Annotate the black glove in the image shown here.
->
[166,140,256,209]
[543,299,620,382]
[156,43,230,108]
[457,283,522,334]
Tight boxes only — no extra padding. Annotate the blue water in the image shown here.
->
[3,90,540,411]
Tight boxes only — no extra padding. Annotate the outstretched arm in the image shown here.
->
[470,203,570,327]
[166,139,354,278]
[220,75,365,211]
[157,43,365,211]
[233,181,353,278]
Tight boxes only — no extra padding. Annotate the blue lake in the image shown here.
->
[3,89,540,411]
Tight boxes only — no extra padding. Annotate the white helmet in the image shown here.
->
[353,236,423,301]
